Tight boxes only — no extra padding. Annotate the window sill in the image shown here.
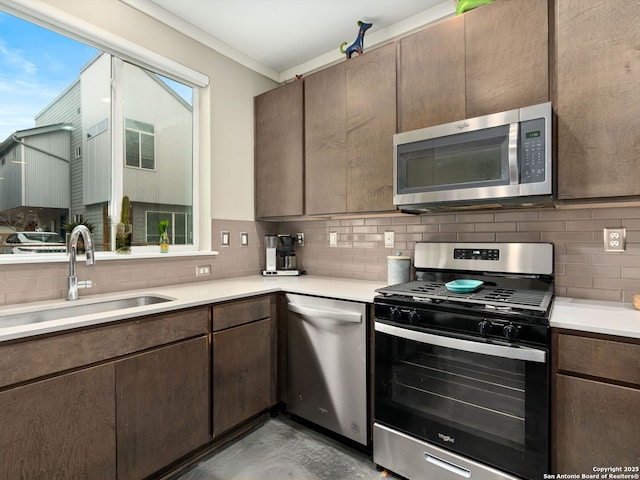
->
[0,250,219,265]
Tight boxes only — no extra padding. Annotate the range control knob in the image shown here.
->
[408,310,420,324]
[503,324,518,341]
[390,307,400,321]
[478,320,491,336]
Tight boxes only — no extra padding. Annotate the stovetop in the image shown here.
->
[376,278,553,314]
[374,242,555,346]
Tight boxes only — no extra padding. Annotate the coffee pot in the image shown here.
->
[262,234,301,276]
[278,234,297,270]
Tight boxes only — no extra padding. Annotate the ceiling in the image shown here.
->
[120,0,455,82]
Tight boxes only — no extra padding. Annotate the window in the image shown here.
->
[0,8,203,255]
[145,210,192,245]
[125,119,155,170]
[86,119,108,139]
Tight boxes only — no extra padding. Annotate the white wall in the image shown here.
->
[36,0,277,223]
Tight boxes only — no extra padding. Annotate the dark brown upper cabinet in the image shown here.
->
[255,80,304,219]
[305,43,397,215]
[398,0,549,132]
[555,0,640,200]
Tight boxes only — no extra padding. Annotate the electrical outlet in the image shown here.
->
[604,227,626,252]
[329,232,337,247]
[296,232,304,247]
[196,265,211,276]
[384,231,395,248]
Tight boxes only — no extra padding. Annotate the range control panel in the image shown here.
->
[453,248,500,261]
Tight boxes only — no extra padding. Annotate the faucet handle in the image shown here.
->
[77,280,93,290]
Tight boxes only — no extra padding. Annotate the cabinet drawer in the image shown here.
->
[0,306,209,388]
[213,296,271,331]
[556,333,640,385]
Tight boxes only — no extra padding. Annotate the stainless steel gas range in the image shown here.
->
[373,242,554,480]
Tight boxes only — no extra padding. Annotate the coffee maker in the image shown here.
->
[262,234,301,276]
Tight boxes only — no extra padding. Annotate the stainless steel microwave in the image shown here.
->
[393,102,552,212]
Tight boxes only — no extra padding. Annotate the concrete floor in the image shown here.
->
[173,416,399,480]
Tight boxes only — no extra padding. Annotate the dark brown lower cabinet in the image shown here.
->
[116,335,211,480]
[213,317,273,436]
[553,329,640,473]
[555,374,640,471]
[0,363,116,480]
[0,307,211,480]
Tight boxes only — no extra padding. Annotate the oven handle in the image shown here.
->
[375,321,546,363]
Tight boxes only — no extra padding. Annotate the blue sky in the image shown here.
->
[0,11,192,143]
[0,11,97,141]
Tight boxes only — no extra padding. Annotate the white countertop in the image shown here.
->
[550,296,640,339]
[2,275,639,343]
[0,275,385,343]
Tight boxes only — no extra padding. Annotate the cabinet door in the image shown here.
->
[556,1,640,199]
[116,336,210,480]
[398,16,465,131]
[555,374,640,472]
[305,63,347,215]
[255,80,304,218]
[0,364,116,480]
[213,317,274,436]
[465,0,549,118]
[346,43,397,213]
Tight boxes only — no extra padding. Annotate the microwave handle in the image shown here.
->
[508,122,519,185]
[375,321,546,363]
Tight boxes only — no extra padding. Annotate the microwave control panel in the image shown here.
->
[519,117,546,184]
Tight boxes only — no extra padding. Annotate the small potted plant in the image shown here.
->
[158,220,170,253]
[115,196,132,254]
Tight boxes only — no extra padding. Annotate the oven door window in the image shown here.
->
[374,322,548,480]
[397,125,511,194]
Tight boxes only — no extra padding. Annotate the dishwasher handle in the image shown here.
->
[288,303,362,324]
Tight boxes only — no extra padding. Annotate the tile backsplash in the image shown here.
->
[272,205,640,303]
[2,207,640,307]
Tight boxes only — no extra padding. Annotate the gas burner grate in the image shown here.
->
[378,281,552,312]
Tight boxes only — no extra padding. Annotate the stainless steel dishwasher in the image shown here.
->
[286,293,368,446]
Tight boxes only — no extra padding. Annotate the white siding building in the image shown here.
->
[0,124,72,233]
[31,52,193,248]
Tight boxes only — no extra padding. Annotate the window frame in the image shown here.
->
[0,0,211,262]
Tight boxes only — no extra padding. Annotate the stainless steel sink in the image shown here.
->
[0,295,173,329]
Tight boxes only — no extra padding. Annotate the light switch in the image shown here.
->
[221,231,230,246]
[329,232,337,247]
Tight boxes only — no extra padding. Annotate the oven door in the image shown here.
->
[374,320,549,480]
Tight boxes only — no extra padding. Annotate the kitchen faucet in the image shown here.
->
[67,225,96,300]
